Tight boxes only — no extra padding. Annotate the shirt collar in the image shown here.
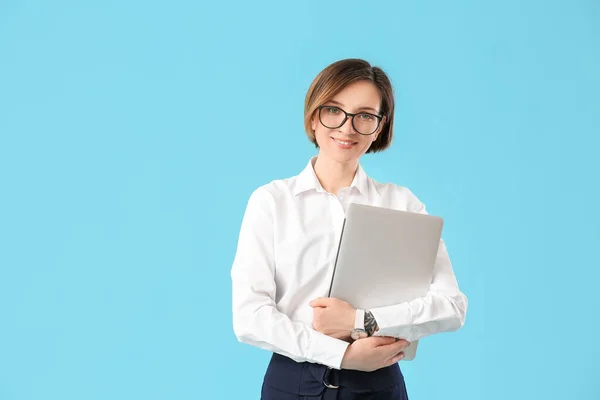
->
[292,156,369,196]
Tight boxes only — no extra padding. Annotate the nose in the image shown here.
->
[337,115,357,135]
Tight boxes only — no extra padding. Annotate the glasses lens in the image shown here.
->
[319,106,346,128]
[353,113,379,135]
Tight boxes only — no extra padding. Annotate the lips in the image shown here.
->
[332,137,358,149]
[332,138,358,144]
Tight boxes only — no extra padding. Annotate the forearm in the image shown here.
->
[369,289,467,341]
[233,298,349,369]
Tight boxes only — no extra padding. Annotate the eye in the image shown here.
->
[357,113,375,121]
[324,106,341,114]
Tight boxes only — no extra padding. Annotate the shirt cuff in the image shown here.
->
[307,331,350,370]
[370,302,413,339]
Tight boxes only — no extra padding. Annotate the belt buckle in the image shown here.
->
[322,367,339,389]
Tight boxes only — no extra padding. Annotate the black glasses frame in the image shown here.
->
[316,105,383,136]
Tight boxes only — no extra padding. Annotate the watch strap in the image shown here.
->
[354,309,365,330]
[364,310,379,336]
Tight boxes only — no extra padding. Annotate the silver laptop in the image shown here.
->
[328,202,444,361]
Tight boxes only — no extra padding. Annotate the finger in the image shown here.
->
[388,351,405,366]
[369,336,398,346]
[309,297,330,308]
[392,339,411,351]
[380,339,410,356]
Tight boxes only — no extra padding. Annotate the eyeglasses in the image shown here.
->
[316,105,383,135]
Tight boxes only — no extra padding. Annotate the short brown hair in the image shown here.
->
[304,58,395,153]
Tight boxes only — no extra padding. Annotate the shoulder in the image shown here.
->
[368,177,426,214]
[244,174,298,209]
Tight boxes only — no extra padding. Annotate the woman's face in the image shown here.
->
[311,80,385,165]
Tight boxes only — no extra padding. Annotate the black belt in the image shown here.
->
[263,352,404,397]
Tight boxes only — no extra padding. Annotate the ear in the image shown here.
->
[311,115,317,132]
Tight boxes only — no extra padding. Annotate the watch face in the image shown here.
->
[351,329,368,340]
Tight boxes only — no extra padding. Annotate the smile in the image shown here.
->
[332,138,358,149]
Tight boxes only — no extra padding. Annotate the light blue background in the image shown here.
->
[1,1,599,399]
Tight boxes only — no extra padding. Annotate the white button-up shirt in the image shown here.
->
[231,157,468,370]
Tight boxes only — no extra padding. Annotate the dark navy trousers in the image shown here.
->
[261,353,409,399]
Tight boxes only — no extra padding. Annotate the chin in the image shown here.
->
[321,146,362,164]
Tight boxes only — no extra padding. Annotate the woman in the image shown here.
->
[231,58,468,399]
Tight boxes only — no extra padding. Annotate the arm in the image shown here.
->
[369,197,468,342]
[231,187,350,369]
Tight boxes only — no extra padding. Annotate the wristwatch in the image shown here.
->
[350,309,368,340]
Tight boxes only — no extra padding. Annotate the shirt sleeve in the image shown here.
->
[369,192,468,342]
[231,187,350,369]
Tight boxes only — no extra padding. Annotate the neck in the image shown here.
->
[313,154,359,196]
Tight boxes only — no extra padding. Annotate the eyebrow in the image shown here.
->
[326,100,380,115]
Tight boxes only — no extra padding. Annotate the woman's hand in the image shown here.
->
[341,337,410,372]
[309,297,356,339]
